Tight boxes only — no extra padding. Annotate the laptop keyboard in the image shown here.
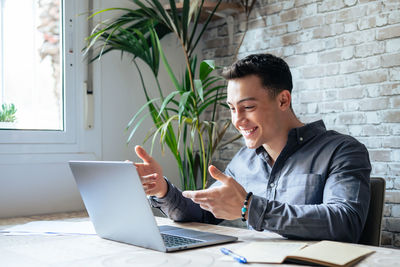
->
[161,233,203,248]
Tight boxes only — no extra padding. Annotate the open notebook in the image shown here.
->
[222,240,374,267]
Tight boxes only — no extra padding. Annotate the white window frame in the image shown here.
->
[0,1,97,155]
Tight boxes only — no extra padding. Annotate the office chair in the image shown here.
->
[358,177,386,246]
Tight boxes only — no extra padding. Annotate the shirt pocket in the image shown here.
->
[275,173,324,204]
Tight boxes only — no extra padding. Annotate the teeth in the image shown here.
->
[241,127,256,134]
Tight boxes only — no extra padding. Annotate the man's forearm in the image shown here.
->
[149,178,222,224]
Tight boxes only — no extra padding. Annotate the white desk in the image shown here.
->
[0,212,399,267]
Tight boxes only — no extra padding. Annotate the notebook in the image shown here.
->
[222,240,374,267]
[69,161,237,252]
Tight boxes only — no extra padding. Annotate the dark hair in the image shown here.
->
[221,53,293,97]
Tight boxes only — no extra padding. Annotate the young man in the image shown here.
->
[134,53,371,243]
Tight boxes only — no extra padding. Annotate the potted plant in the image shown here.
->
[84,0,241,190]
[0,103,17,129]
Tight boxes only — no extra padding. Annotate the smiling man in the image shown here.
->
[135,53,371,243]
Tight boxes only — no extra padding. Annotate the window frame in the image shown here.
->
[0,0,78,147]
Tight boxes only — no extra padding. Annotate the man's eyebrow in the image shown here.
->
[226,97,257,105]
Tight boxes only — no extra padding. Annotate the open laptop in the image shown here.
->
[69,161,237,252]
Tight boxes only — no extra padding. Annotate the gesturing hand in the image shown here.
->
[182,165,248,220]
[134,145,168,198]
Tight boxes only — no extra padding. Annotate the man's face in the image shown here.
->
[227,75,281,149]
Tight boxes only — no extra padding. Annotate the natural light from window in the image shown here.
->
[0,0,63,131]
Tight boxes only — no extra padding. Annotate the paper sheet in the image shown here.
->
[0,220,96,236]
[221,241,307,263]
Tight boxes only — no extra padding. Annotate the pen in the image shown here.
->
[220,247,247,264]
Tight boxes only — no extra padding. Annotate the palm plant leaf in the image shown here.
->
[155,32,182,91]
[84,0,236,191]
[194,79,204,102]
[199,60,215,80]
[188,0,222,57]
[198,95,227,114]
[158,91,179,117]
[127,112,152,144]
[126,97,159,130]
[178,91,193,123]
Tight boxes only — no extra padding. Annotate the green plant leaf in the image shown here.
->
[0,103,17,122]
[188,0,222,57]
[181,0,190,45]
[194,79,204,102]
[155,32,182,91]
[127,112,151,144]
[178,91,192,123]
[126,98,159,130]
[199,60,216,81]
[83,0,232,191]
[158,91,179,117]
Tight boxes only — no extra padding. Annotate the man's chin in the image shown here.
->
[244,140,259,149]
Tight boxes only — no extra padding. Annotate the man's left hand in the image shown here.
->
[182,165,248,220]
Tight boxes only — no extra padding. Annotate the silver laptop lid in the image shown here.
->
[69,161,166,252]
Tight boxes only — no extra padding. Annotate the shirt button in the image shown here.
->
[270,183,275,188]
[299,137,303,141]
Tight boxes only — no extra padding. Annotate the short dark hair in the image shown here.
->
[221,53,293,97]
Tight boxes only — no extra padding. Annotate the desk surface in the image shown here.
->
[0,212,399,267]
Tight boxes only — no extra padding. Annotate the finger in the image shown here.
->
[199,203,211,212]
[208,165,229,184]
[135,145,153,163]
[144,182,155,188]
[134,162,146,170]
[182,189,212,199]
[141,173,157,183]
[190,197,211,204]
[134,164,149,177]
[144,184,156,194]
[134,163,146,177]
[142,180,156,187]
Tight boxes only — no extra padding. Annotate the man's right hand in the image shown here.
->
[134,145,168,198]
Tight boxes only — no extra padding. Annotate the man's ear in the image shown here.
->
[278,90,292,111]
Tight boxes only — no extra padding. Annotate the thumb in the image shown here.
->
[135,145,152,163]
[208,165,229,184]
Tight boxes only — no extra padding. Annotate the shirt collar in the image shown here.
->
[255,146,271,163]
[289,120,326,145]
[255,120,327,156]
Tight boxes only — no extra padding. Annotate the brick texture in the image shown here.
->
[202,0,400,247]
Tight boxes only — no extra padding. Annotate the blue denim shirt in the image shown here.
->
[150,120,371,242]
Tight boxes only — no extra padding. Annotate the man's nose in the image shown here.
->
[233,110,245,125]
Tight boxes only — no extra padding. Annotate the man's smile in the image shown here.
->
[240,126,258,137]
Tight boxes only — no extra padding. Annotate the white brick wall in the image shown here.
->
[202,0,400,247]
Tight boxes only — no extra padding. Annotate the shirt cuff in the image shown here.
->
[247,194,268,231]
[148,177,176,208]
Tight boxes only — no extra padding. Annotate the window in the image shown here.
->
[0,0,63,131]
[0,0,101,218]
[0,0,80,145]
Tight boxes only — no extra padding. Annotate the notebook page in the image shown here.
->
[222,241,307,263]
[287,240,374,266]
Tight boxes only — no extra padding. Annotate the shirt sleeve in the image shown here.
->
[247,140,371,243]
[148,178,223,224]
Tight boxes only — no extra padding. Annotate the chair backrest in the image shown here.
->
[358,177,386,246]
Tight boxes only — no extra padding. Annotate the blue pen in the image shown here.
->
[220,247,247,264]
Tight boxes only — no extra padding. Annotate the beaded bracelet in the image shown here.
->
[241,192,253,222]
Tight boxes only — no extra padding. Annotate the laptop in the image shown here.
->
[69,161,237,252]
